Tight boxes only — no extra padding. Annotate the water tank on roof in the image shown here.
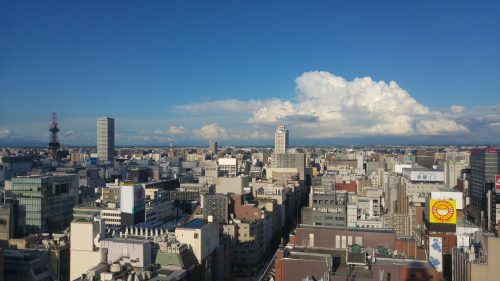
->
[110,263,121,273]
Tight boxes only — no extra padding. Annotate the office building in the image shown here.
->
[301,188,348,227]
[469,148,499,227]
[203,194,230,223]
[97,117,114,162]
[274,125,289,154]
[120,185,146,226]
[271,153,306,181]
[10,174,78,234]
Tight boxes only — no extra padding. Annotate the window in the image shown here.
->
[194,233,198,239]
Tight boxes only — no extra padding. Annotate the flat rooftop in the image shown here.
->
[179,218,206,229]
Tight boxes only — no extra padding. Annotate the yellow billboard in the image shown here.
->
[429,199,456,224]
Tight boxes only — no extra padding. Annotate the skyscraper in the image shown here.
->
[469,148,499,228]
[97,117,115,162]
[209,139,217,155]
[274,125,289,154]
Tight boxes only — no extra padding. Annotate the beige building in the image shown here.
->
[70,219,105,280]
[215,175,249,195]
[174,218,219,264]
[453,232,500,281]
[444,160,468,189]
[274,125,289,154]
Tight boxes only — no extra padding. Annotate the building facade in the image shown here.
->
[10,174,78,234]
[469,148,499,227]
[274,125,289,154]
[97,117,115,162]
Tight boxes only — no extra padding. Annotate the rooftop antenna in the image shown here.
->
[49,112,60,160]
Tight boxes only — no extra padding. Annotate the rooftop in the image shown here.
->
[179,218,206,229]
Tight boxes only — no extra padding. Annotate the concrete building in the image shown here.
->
[223,218,266,267]
[416,150,436,169]
[10,174,78,234]
[199,160,219,185]
[0,202,22,242]
[271,153,306,181]
[214,175,249,195]
[70,219,105,280]
[274,125,289,154]
[445,160,468,189]
[73,201,122,227]
[100,238,152,268]
[452,232,500,281]
[120,185,145,226]
[97,117,114,162]
[175,218,220,264]
[202,194,230,224]
[218,158,238,177]
[301,189,348,227]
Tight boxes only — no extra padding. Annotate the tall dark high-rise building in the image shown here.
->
[469,148,500,228]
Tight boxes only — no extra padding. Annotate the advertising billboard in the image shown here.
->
[429,237,443,272]
[429,199,456,224]
[403,169,445,182]
[496,175,500,191]
[89,157,97,166]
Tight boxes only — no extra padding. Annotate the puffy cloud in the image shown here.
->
[196,123,230,140]
[416,118,468,135]
[0,129,12,139]
[249,71,468,137]
[489,122,500,127]
[167,126,188,135]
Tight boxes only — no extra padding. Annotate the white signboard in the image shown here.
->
[404,170,445,182]
[429,237,443,272]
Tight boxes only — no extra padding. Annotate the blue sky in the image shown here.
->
[1,0,499,146]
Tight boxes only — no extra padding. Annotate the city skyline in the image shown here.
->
[1,1,499,146]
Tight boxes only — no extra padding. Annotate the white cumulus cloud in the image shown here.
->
[196,123,230,140]
[167,126,188,135]
[249,71,468,137]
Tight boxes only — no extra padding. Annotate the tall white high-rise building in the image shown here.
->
[97,117,114,162]
[274,125,289,154]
